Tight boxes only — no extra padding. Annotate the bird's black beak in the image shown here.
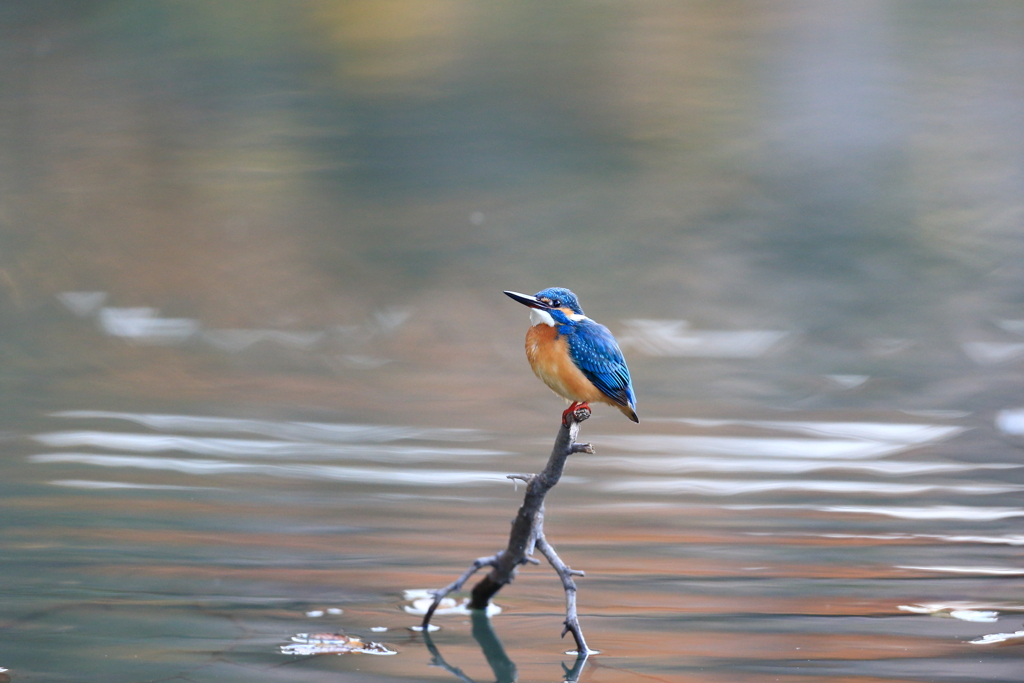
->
[504,290,553,310]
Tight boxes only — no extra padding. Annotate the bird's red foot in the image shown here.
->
[561,402,591,427]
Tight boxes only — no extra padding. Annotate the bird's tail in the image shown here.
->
[617,403,639,423]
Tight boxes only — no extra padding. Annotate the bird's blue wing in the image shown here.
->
[563,320,636,410]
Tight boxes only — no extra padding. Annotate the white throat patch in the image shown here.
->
[529,308,557,327]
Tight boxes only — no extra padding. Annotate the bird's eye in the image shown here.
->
[551,299,561,307]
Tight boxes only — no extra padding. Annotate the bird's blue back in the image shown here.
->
[559,318,636,411]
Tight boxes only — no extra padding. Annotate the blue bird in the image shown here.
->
[505,287,638,425]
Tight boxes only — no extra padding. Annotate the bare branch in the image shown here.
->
[420,554,499,628]
[536,532,591,655]
[421,406,595,652]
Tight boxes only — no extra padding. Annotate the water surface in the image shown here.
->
[4,405,1024,682]
[2,1,1024,681]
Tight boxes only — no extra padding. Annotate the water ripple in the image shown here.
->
[725,504,1024,521]
[29,452,541,486]
[752,531,1024,546]
[50,410,486,442]
[605,478,1023,496]
[32,431,505,461]
[48,479,218,491]
[897,565,1024,576]
[595,435,917,459]
[671,420,966,444]
[588,456,1018,475]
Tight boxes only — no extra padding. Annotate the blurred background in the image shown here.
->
[2,2,1024,682]
[2,0,1023,419]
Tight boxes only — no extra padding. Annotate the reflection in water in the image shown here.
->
[469,613,518,683]
[422,611,588,683]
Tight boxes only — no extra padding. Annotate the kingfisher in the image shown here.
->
[505,287,638,425]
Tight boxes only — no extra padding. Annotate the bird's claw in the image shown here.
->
[561,402,591,427]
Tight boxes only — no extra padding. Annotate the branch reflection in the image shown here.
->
[422,610,589,683]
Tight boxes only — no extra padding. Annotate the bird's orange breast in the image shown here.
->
[525,324,605,404]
